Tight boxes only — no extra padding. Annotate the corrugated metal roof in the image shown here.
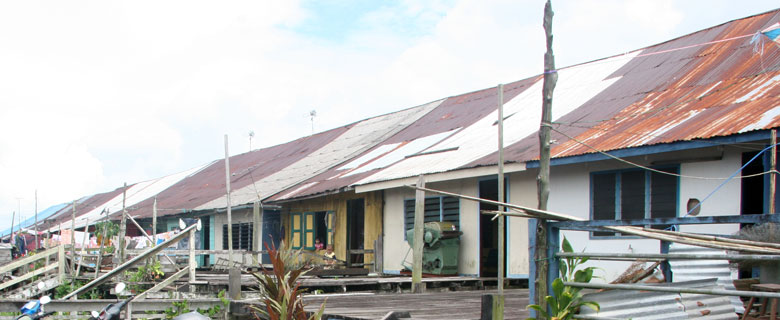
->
[125,126,351,219]
[264,100,443,202]
[578,278,737,320]
[268,78,540,201]
[669,243,744,314]
[478,10,780,166]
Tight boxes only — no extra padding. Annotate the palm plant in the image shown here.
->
[249,242,325,320]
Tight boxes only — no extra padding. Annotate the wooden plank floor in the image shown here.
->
[303,289,530,320]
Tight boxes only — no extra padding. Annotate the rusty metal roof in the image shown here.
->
[124,126,351,219]
[267,78,538,201]
[472,10,780,167]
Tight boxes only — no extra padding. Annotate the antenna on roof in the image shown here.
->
[248,130,255,151]
[309,110,317,135]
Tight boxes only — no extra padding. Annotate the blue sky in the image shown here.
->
[0,0,778,232]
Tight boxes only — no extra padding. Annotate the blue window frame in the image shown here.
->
[590,166,679,237]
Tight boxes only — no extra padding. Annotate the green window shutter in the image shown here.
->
[291,213,303,249]
[303,212,316,250]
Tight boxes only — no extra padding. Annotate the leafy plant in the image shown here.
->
[248,241,325,320]
[526,237,599,320]
[164,300,190,319]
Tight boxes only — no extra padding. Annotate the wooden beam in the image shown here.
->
[0,263,57,291]
[132,267,189,300]
[411,175,426,293]
[62,223,198,300]
[0,245,60,274]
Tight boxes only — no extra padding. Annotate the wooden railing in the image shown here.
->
[0,245,66,292]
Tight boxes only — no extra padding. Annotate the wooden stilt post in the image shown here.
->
[412,175,426,293]
[535,1,557,318]
[74,218,89,279]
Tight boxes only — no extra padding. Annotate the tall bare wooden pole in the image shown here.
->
[118,183,128,265]
[152,197,158,245]
[9,211,14,245]
[225,135,234,263]
[70,201,76,254]
[495,83,507,319]
[497,83,506,292]
[536,1,557,318]
[771,129,776,214]
[411,175,426,293]
[34,190,38,250]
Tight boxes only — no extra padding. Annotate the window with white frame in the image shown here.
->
[591,167,679,237]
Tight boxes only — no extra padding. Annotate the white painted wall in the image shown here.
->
[507,170,536,278]
[533,148,744,282]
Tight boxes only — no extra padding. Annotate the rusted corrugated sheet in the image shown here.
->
[469,10,780,168]
[669,244,744,314]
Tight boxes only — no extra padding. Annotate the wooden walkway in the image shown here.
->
[303,289,530,320]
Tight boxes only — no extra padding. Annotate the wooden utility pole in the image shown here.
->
[496,83,506,319]
[224,135,234,263]
[411,175,426,293]
[152,197,158,246]
[771,129,776,214]
[119,183,128,265]
[253,201,261,263]
[70,201,76,255]
[9,211,14,247]
[536,1,557,318]
[34,190,38,251]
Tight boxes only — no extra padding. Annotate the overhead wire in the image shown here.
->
[550,126,779,180]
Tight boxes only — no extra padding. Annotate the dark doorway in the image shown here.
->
[741,151,765,219]
[262,211,282,264]
[202,217,210,266]
[479,178,507,277]
[314,211,328,247]
[347,198,365,266]
[740,151,766,279]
